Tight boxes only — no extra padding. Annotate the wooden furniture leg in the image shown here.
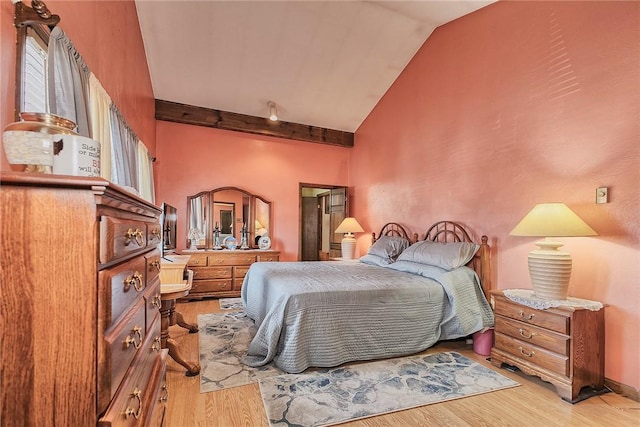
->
[160,297,201,377]
[175,311,199,333]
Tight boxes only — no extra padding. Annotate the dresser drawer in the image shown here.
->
[494,298,569,334]
[192,279,233,293]
[145,250,162,285]
[147,222,162,248]
[144,281,162,332]
[100,216,148,264]
[144,351,169,427]
[257,254,279,262]
[495,316,569,355]
[194,266,232,279]
[101,298,147,409]
[99,318,164,427]
[100,256,147,327]
[187,255,208,267]
[234,266,250,280]
[495,332,569,376]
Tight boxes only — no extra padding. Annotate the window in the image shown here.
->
[21,28,49,113]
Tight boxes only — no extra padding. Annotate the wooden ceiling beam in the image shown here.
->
[155,99,354,148]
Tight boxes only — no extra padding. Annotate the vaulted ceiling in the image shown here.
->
[136,1,494,138]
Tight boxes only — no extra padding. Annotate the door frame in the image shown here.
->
[299,183,348,261]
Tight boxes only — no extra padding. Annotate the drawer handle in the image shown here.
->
[159,384,169,403]
[519,329,535,339]
[125,326,143,349]
[518,346,535,358]
[124,272,144,292]
[125,228,144,247]
[152,294,161,309]
[518,310,535,321]
[150,260,161,271]
[151,228,161,240]
[213,259,224,264]
[125,388,143,419]
[152,336,161,352]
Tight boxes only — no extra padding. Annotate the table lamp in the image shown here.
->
[510,203,597,300]
[334,217,364,259]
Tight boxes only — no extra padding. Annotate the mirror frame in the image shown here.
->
[186,186,272,250]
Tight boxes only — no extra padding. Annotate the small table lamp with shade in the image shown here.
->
[510,202,598,300]
[334,217,364,260]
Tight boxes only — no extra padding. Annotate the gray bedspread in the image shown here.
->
[241,261,493,373]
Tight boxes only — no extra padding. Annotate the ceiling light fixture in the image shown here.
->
[267,101,278,122]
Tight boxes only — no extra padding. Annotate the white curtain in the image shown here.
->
[89,74,113,181]
[110,105,139,190]
[47,27,91,137]
[137,141,155,203]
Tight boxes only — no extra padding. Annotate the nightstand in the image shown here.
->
[490,290,605,402]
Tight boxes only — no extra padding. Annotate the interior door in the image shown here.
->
[301,197,319,261]
[299,185,348,261]
[328,187,347,258]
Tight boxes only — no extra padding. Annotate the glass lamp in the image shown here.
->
[510,203,597,300]
[334,217,364,260]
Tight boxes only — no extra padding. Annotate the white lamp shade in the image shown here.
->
[334,217,364,235]
[510,203,597,300]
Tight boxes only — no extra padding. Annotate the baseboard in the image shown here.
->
[605,377,640,402]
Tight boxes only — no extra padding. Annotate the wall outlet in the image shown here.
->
[596,187,608,204]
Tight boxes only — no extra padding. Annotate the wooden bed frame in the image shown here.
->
[372,221,491,301]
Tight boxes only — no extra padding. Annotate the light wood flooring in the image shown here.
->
[164,298,639,426]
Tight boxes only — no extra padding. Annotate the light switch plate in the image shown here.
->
[596,187,608,204]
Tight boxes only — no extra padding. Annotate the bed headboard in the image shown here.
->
[422,221,491,301]
[371,222,417,244]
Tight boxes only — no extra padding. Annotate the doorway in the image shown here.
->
[299,184,348,261]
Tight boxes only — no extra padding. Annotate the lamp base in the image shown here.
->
[528,239,572,300]
[341,235,357,260]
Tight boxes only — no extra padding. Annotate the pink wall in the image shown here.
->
[155,121,351,261]
[353,2,639,390]
[0,0,156,170]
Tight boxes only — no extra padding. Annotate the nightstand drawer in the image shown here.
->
[494,298,569,334]
[495,332,569,376]
[495,316,569,355]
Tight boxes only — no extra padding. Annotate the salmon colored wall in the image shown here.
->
[353,2,639,390]
[155,121,350,261]
[0,0,156,170]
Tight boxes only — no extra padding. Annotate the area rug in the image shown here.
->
[219,297,243,310]
[259,351,519,427]
[198,311,284,393]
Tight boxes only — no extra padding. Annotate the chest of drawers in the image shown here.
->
[1,173,167,426]
[490,290,605,402]
[182,250,280,299]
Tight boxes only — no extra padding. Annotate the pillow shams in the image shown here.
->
[359,254,392,266]
[367,235,410,262]
[396,240,479,271]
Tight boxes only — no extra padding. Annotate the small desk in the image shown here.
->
[160,255,200,376]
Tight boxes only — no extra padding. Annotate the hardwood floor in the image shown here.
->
[164,299,640,426]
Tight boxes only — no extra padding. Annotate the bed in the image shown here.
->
[241,221,494,373]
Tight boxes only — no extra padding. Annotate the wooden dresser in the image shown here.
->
[182,249,280,299]
[490,290,605,402]
[0,172,168,426]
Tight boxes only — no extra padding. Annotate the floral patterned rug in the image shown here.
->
[259,351,519,427]
[218,297,243,310]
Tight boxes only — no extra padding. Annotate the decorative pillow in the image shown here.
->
[359,254,392,267]
[386,260,448,278]
[367,235,410,262]
[396,240,479,271]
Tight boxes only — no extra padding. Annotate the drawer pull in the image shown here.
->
[150,260,161,271]
[125,388,142,419]
[159,385,169,403]
[518,310,535,321]
[152,336,161,352]
[151,228,161,240]
[152,294,161,309]
[124,272,144,292]
[125,228,144,247]
[519,328,535,339]
[124,326,143,349]
[213,259,224,264]
[519,346,535,358]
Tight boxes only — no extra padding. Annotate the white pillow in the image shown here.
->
[367,235,410,262]
[396,240,479,271]
[359,254,392,266]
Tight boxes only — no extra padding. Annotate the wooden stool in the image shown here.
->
[160,270,200,376]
